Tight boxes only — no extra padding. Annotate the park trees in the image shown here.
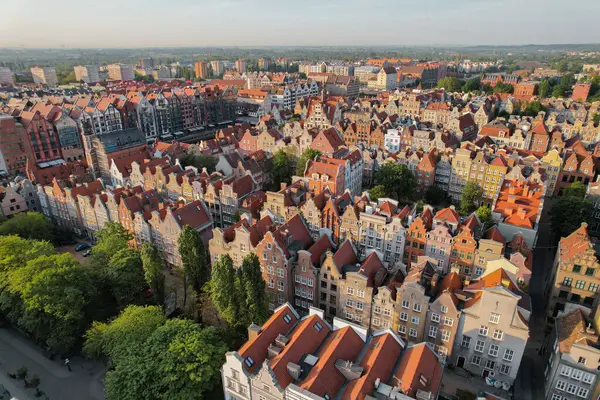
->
[374,163,416,201]
[0,212,56,242]
[437,77,464,92]
[459,182,483,216]
[141,243,165,306]
[551,182,592,238]
[272,149,291,190]
[92,222,133,267]
[296,149,321,176]
[476,205,495,230]
[178,225,209,307]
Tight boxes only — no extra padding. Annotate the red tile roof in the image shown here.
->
[308,235,333,266]
[172,200,212,230]
[238,304,299,374]
[332,240,357,274]
[434,207,459,225]
[559,223,592,264]
[393,343,443,398]
[299,326,364,398]
[341,332,404,400]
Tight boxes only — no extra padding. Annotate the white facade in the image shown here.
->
[74,65,100,83]
[384,129,401,153]
[30,66,58,85]
[0,67,14,85]
[211,60,225,76]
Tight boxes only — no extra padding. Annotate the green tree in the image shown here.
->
[459,182,483,216]
[476,205,494,230]
[141,243,165,306]
[563,181,587,199]
[538,79,551,98]
[560,74,574,88]
[368,185,387,201]
[180,154,218,173]
[104,248,147,309]
[437,77,464,92]
[551,196,592,239]
[552,85,567,98]
[494,82,514,94]
[296,149,321,176]
[92,222,133,267]
[461,77,481,92]
[83,305,166,362]
[0,212,55,242]
[523,101,546,117]
[239,254,268,326]
[272,149,291,190]
[210,255,238,326]
[178,226,209,307]
[104,319,226,400]
[424,185,450,206]
[374,163,416,201]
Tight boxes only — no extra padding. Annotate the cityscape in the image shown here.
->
[1,5,600,400]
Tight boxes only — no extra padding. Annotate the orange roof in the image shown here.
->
[484,226,506,243]
[559,223,593,264]
[493,179,543,229]
[299,326,364,398]
[342,332,404,400]
[393,343,443,398]
[270,314,330,389]
[238,304,299,374]
[434,207,459,225]
[556,309,599,354]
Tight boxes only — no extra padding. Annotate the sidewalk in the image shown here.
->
[0,327,105,400]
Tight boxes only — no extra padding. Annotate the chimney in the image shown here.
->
[507,194,517,204]
[287,362,302,381]
[247,323,261,340]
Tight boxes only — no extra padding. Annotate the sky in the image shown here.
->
[1,0,599,48]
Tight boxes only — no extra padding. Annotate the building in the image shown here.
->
[74,65,100,83]
[0,67,14,85]
[0,114,32,175]
[211,60,225,77]
[107,64,134,81]
[258,59,271,71]
[548,223,600,317]
[452,267,530,387]
[572,83,592,102]
[195,62,209,79]
[138,57,155,69]
[369,67,397,91]
[30,66,58,85]
[543,308,600,400]
[235,59,247,72]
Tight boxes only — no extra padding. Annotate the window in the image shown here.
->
[500,364,511,375]
[413,303,421,312]
[356,302,364,311]
[551,395,561,400]
[488,344,499,357]
[573,264,582,273]
[485,360,496,370]
[431,313,440,323]
[586,267,595,276]
[307,278,313,287]
[441,330,450,342]
[503,349,514,362]
[578,388,589,398]
[374,306,382,314]
[461,336,471,348]
[409,328,417,338]
[283,313,292,324]
[244,356,255,368]
[567,384,578,395]
[578,357,587,365]
[582,372,594,384]
[489,313,500,324]
[493,329,504,341]
[475,340,485,353]
[384,308,391,317]
[268,265,274,275]
[357,289,365,298]
[563,277,573,286]
[556,380,567,391]
[576,280,586,290]
[347,287,354,295]
[471,355,481,365]
[277,268,284,278]
[561,366,573,377]
[346,299,354,307]
[314,321,323,332]
[571,369,583,381]
[400,312,408,321]
[399,325,406,335]
[402,300,410,309]
[440,305,448,313]
[277,281,284,291]
[589,283,599,293]
[429,326,438,338]
[411,315,420,325]
[479,326,489,336]
[443,317,453,326]
[345,311,353,320]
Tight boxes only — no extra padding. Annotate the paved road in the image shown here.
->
[513,202,555,400]
[0,328,105,400]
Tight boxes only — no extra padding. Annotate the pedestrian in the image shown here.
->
[64,357,72,372]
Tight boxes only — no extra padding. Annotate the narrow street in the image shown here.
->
[513,201,555,400]
[0,328,105,400]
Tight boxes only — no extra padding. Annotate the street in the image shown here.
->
[513,201,555,400]
[0,328,105,400]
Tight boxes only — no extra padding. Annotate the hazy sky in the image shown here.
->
[2,0,599,48]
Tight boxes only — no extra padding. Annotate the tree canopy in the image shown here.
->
[437,77,464,92]
[551,195,592,239]
[272,149,292,190]
[476,205,494,230]
[374,163,416,201]
[141,243,165,306]
[92,222,133,267]
[368,185,386,201]
[180,153,218,173]
[296,149,321,176]
[459,182,483,216]
[178,226,209,306]
[103,248,147,309]
[0,212,56,242]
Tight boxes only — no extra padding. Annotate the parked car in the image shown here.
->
[75,243,91,252]
[83,250,92,257]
